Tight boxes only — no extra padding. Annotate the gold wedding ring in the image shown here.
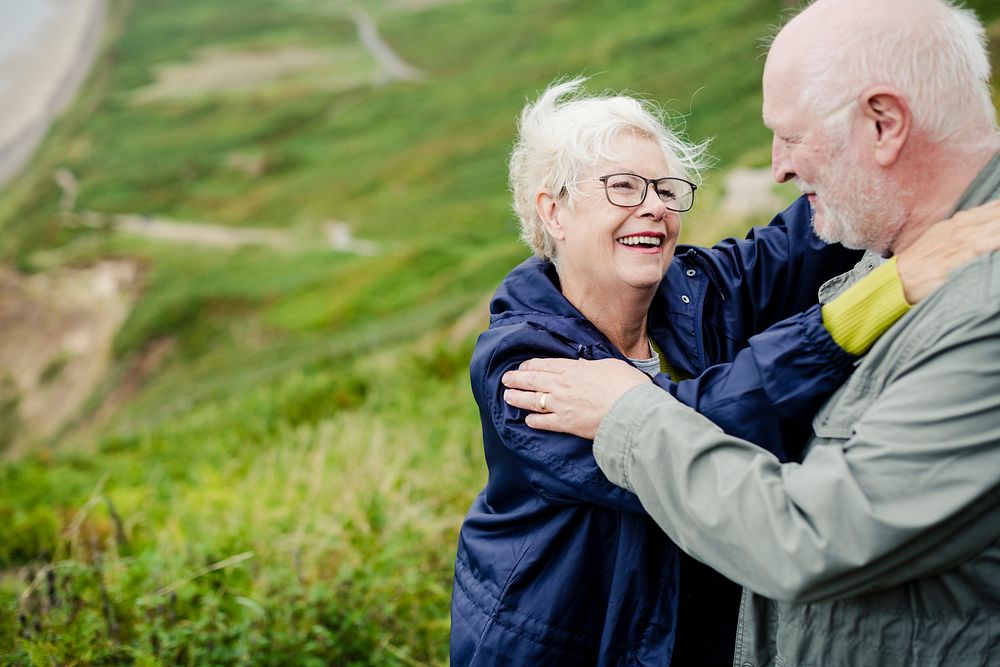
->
[538,392,548,412]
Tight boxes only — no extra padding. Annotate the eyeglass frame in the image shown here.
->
[572,173,698,212]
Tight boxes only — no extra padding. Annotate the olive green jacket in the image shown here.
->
[594,153,1000,666]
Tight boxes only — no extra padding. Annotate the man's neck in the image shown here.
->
[890,143,1000,255]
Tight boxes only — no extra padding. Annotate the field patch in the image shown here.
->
[131,45,378,103]
[0,261,138,455]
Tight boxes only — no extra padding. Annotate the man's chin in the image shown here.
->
[810,212,858,249]
[809,209,836,243]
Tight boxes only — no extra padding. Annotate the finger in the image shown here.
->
[983,217,1000,234]
[952,201,1000,226]
[503,388,543,412]
[502,369,555,392]
[976,199,1000,211]
[948,217,1000,254]
[961,200,1000,215]
[942,232,1000,271]
[517,357,575,373]
[971,236,1000,259]
[934,207,992,234]
[524,412,571,434]
[966,200,1000,214]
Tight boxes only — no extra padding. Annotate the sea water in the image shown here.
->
[0,0,57,91]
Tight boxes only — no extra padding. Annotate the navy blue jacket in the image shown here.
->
[451,197,862,666]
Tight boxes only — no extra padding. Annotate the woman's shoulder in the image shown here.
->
[478,257,603,363]
[470,310,611,404]
[490,257,573,321]
[472,318,591,377]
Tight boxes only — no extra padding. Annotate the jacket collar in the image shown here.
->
[490,258,608,344]
[489,257,683,364]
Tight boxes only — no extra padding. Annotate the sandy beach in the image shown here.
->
[0,0,106,188]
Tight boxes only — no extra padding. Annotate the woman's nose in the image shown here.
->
[637,182,667,219]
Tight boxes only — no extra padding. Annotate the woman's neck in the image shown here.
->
[560,280,654,359]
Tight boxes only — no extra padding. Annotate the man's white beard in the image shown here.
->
[800,151,906,254]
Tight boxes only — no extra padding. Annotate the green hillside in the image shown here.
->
[1,0,999,663]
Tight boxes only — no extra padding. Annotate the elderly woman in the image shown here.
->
[450,79,993,666]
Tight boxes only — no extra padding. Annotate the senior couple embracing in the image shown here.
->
[451,0,1000,665]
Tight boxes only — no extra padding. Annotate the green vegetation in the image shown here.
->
[1,0,999,663]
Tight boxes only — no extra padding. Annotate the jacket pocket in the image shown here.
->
[810,388,855,441]
[810,360,889,442]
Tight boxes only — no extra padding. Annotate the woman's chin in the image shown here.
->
[620,255,671,288]
[616,268,667,294]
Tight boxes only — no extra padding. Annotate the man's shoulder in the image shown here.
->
[893,251,1000,345]
[809,252,999,441]
[934,250,1000,312]
[877,250,998,341]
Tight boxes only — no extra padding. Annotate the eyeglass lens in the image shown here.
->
[604,174,694,211]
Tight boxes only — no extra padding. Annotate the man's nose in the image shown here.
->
[771,136,796,184]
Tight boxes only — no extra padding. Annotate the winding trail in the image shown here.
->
[115,215,295,250]
[110,213,378,256]
[349,8,425,84]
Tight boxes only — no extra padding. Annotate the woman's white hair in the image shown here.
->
[800,0,997,145]
[509,78,711,261]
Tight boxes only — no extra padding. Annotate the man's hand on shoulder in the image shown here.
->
[502,358,651,440]
[896,200,1000,303]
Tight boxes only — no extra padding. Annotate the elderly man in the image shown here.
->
[503,0,1000,664]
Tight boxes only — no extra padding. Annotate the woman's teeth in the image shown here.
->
[617,235,662,247]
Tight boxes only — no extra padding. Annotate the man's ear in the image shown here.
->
[535,190,567,241]
[861,87,911,167]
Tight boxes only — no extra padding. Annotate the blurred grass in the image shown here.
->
[1,337,483,664]
[1,0,998,663]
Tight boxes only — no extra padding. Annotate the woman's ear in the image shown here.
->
[535,190,567,241]
[860,87,911,167]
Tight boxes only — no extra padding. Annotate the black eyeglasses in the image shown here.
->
[578,173,698,212]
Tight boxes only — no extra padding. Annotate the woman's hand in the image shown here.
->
[502,358,651,439]
[896,200,1000,303]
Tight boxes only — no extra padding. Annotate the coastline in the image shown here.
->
[0,0,106,188]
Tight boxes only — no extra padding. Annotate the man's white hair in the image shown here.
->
[509,78,711,261]
[800,0,998,145]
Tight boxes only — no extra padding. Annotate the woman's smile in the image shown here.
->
[616,231,666,252]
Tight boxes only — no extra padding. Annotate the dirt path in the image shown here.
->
[115,214,296,249]
[349,8,425,84]
[0,208,378,454]
[0,261,137,456]
[111,213,378,255]
[1,208,379,454]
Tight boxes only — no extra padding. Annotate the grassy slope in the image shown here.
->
[1,0,999,663]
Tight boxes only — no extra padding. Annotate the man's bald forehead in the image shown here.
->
[765,0,960,100]
[776,0,950,49]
